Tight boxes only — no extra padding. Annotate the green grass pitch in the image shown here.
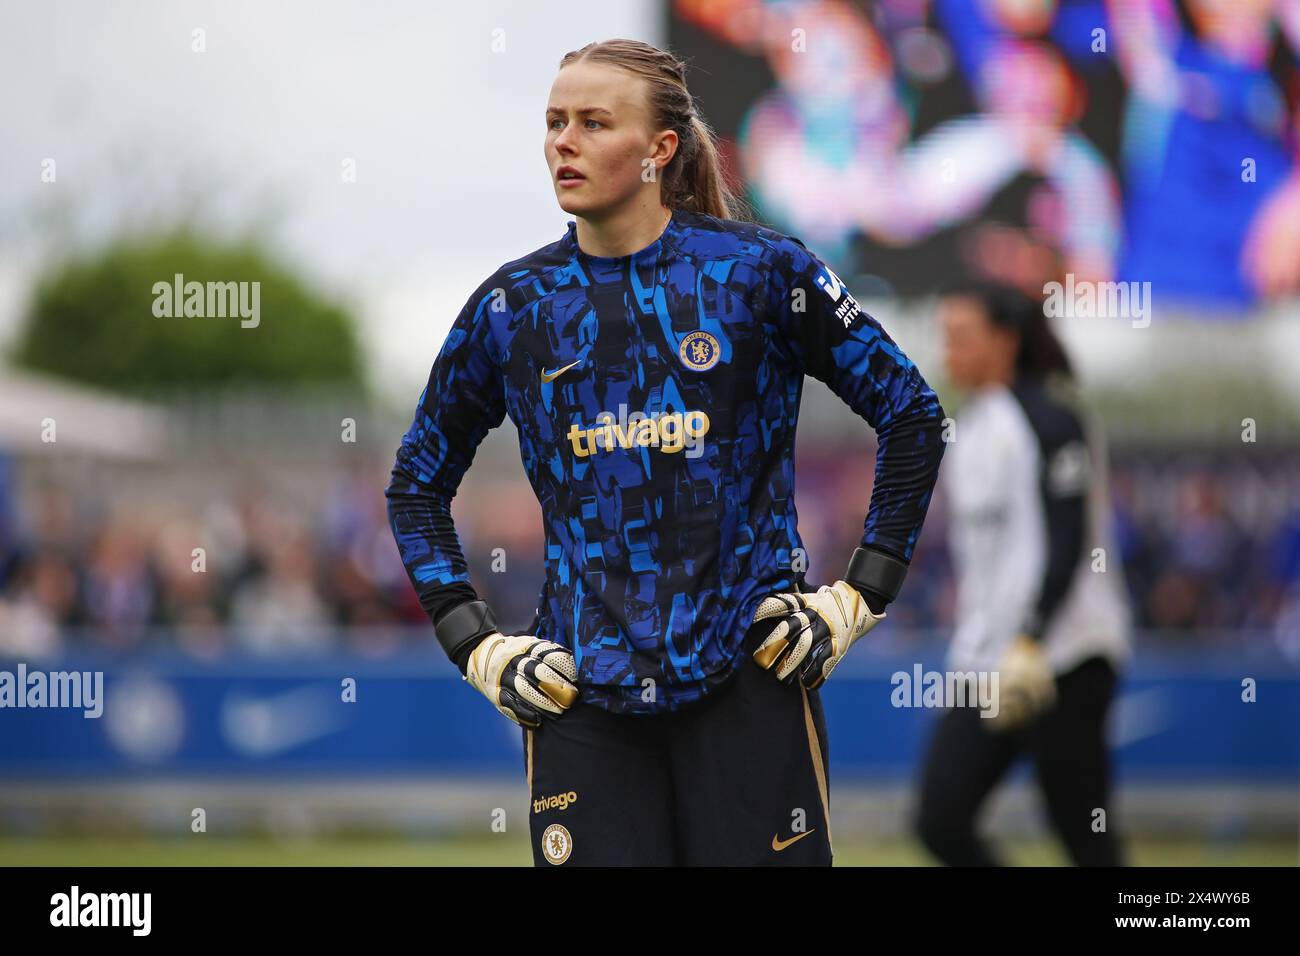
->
[1,835,1294,866]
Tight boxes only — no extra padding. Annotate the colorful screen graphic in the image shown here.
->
[669,0,1300,314]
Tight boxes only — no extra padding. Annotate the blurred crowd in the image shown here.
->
[1,449,1298,660]
[0,464,427,660]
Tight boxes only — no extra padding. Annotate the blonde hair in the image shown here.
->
[559,39,752,221]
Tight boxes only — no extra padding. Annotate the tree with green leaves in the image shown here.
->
[11,229,366,397]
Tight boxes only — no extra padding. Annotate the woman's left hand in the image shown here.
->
[751,581,886,690]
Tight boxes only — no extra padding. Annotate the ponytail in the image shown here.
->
[669,112,747,220]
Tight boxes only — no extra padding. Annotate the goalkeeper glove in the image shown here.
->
[433,600,578,727]
[465,632,579,727]
[988,634,1056,732]
[751,580,886,689]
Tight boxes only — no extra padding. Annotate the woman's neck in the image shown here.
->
[575,202,673,257]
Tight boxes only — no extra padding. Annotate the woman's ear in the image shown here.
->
[652,128,679,169]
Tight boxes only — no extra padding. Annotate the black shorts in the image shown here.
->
[522,618,834,866]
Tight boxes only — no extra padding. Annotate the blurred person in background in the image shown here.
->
[915,281,1131,866]
[320,464,409,654]
[386,38,946,866]
[0,451,19,592]
[1109,0,1300,306]
[82,518,158,650]
[0,550,73,658]
[229,516,334,655]
[151,519,226,659]
[1159,473,1248,628]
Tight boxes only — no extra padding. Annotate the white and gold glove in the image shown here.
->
[988,635,1057,731]
[465,633,579,727]
[751,581,886,689]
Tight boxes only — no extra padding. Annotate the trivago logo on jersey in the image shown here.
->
[567,406,711,459]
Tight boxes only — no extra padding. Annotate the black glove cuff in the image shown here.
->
[433,600,498,664]
[844,547,909,605]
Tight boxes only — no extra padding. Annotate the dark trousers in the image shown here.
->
[523,619,833,866]
[914,655,1124,866]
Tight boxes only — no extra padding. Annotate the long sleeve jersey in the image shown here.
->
[386,208,946,715]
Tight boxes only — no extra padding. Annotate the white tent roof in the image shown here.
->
[0,367,169,459]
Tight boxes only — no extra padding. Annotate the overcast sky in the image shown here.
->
[0,0,661,405]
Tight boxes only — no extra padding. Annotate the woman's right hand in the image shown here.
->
[465,633,579,726]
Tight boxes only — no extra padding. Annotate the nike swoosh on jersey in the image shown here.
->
[771,829,816,852]
[540,360,581,382]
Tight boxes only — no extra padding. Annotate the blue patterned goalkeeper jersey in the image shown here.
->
[386,208,945,715]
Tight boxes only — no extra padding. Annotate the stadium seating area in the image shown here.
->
[3,447,1297,658]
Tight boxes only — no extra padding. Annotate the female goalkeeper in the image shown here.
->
[914,282,1131,866]
[386,38,946,866]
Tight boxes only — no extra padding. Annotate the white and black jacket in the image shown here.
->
[945,377,1131,675]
